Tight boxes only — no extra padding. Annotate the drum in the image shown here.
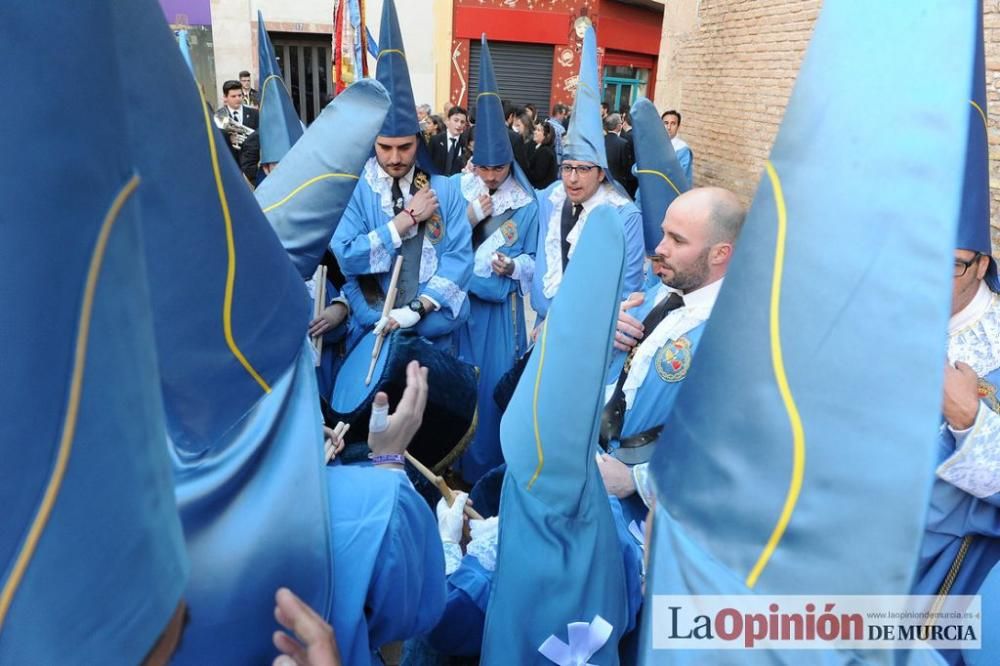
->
[330,330,479,473]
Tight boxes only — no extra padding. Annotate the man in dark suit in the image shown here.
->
[215,79,259,167]
[603,113,636,196]
[428,105,469,175]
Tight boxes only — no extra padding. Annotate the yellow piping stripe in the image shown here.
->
[525,320,549,490]
[261,173,360,213]
[745,161,806,589]
[0,175,141,630]
[257,74,286,118]
[199,96,272,393]
[635,168,682,196]
[477,92,501,101]
[971,100,988,133]
[378,49,405,61]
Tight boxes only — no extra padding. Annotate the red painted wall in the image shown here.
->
[449,0,661,112]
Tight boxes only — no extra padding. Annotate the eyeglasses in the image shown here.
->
[560,164,597,177]
[954,252,983,278]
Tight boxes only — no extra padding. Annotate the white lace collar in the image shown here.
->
[363,158,415,217]
[948,285,1000,376]
[459,171,533,215]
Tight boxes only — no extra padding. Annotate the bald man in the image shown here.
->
[597,187,746,525]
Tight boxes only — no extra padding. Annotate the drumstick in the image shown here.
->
[404,451,484,521]
[312,264,327,366]
[366,256,404,385]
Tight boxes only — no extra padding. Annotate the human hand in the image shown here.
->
[597,453,636,498]
[436,491,469,544]
[373,307,420,336]
[367,361,429,457]
[613,292,645,352]
[943,361,980,430]
[323,422,349,463]
[491,252,514,277]
[408,187,439,223]
[272,587,342,666]
[309,303,348,338]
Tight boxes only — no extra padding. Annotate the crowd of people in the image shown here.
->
[8,0,998,664]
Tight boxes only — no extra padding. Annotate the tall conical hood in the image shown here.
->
[473,35,514,168]
[482,209,630,663]
[0,2,187,662]
[375,0,419,138]
[958,6,998,291]
[256,79,391,278]
[639,3,978,660]
[563,26,607,170]
[630,97,691,254]
[257,11,304,165]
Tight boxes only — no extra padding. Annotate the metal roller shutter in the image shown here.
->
[469,41,553,119]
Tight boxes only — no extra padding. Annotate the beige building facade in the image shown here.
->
[653,0,998,249]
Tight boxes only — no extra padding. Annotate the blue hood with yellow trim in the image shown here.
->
[630,97,690,255]
[256,79,390,279]
[481,208,630,663]
[257,10,305,165]
[375,0,418,138]
[0,2,187,662]
[639,3,976,653]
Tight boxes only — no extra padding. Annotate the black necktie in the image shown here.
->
[445,137,459,174]
[560,201,583,270]
[391,177,404,215]
[231,110,239,122]
[599,292,685,446]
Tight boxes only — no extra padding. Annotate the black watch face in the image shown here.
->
[409,299,423,313]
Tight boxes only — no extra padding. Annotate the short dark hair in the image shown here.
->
[222,80,243,95]
[662,109,682,125]
[238,70,251,79]
[600,102,609,112]
[447,106,468,119]
[551,103,569,116]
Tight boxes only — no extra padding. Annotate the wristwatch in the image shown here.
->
[408,298,427,317]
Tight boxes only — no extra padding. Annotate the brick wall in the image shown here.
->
[659,0,999,251]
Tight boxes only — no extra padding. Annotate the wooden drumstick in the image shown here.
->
[404,451,484,521]
[311,264,327,366]
[366,256,404,385]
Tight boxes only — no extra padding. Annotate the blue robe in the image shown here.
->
[331,160,472,352]
[453,173,539,483]
[327,465,446,666]
[425,495,643,658]
[530,181,644,322]
[604,281,712,526]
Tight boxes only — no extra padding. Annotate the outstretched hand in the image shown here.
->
[272,587,342,666]
[368,361,429,457]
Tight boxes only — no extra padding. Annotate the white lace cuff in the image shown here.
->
[467,516,499,572]
[937,403,1000,498]
[473,227,507,278]
[443,541,464,576]
[368,228,391,273]
[426,276,466,318]
[330,295,350,315]
[387,221,402,249]
[632,463,655,509]
[511,254,534,295]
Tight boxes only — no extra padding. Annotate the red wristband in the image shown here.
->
[403,209,417,225]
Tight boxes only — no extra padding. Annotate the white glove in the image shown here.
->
[471,197,490,222]
[373,306,421,335]
[436,492,469,544]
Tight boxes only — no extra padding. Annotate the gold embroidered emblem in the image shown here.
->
[501,220,518,245]
[978,378,1000,415]
[427,214,444,244]
[655,337,693,383]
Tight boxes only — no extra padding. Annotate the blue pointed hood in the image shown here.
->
[473,35,513,168]
[638,5,977,650]
[630,97,691,254]
[0,3,187,662]
[176,28,194,74]
[959,7,998,291]
[257,11,304,165]
[375,0,419,138]
[481,209,629,662]
[109,1,333,661]
[563,27,608,169]
[256,79,391,279]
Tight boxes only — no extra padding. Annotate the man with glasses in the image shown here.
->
[531,26,645,324]
[911,204,1000,663]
